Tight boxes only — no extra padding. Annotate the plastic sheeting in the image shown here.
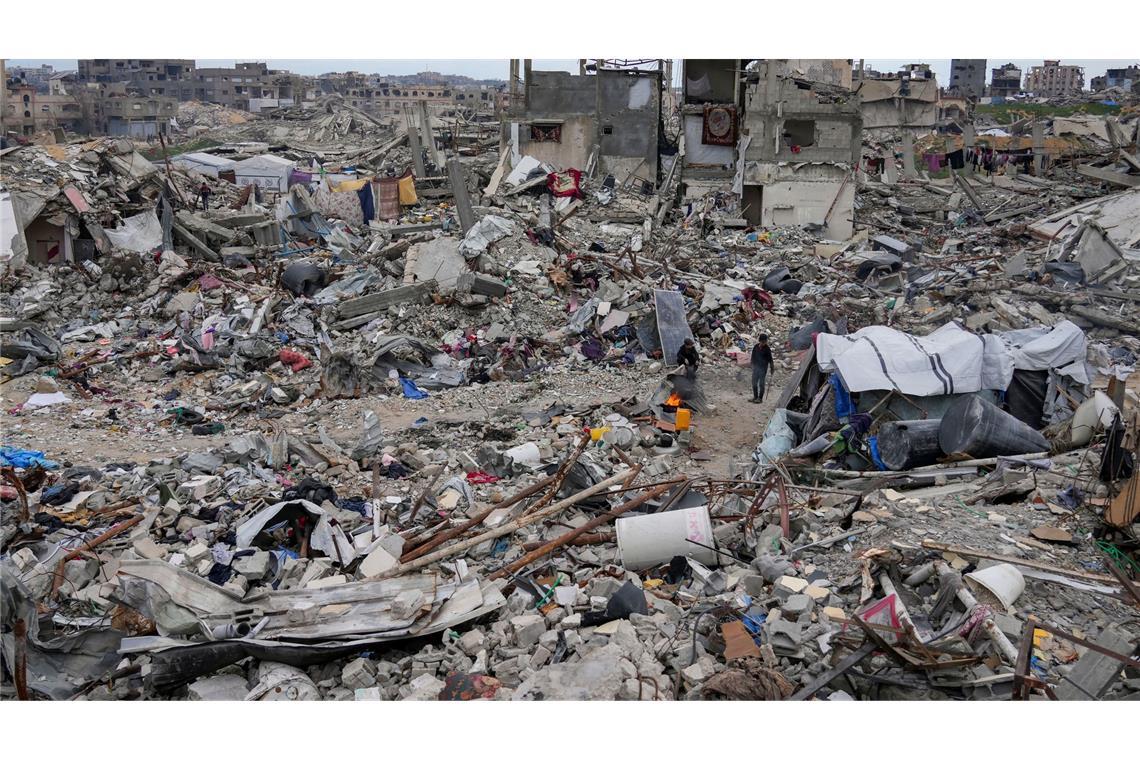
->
[817,322,1011,397]
[458,215,514,259]
[938,395,1049,458]
[235,499,357,565]
[1000,320,1089,384]
[103,211,163,253]
[752,409,796,466]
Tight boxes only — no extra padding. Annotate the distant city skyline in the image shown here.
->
[6,58,1137,87]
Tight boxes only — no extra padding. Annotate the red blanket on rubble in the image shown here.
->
[546,169,584,199]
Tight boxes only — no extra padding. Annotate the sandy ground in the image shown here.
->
[1,357,781,476]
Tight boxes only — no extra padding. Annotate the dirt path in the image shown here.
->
[682,362,781,479]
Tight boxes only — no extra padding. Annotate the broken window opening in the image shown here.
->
[602,124,614,135]
[783,119,816,149]
[530,123,562,143]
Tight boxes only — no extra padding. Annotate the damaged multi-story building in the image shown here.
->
[504,59,665,188]
[678,59,749,200]
[676,60,859,240]
[1025,60,1084,97]
[989,63,1023,98]
[948,59,987,99]
[854,66,939,136]
[736,60,860,240]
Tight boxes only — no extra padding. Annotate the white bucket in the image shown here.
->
[615,506,718,571]
[966,563,1026,611]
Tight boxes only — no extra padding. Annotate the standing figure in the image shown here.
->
[197,181,212,210]
[750,334,773,403]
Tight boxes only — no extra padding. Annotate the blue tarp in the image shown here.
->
[830,373,855,420]
[0,446,59,469]
[400,377,429,399]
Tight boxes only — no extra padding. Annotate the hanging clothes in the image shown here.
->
[357,184,375,223]
[397,175,418,205]
[924,153,943,172]
[947,149,965,170]
[377,177,400,221]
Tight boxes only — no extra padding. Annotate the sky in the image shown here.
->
[6,59,1137,86]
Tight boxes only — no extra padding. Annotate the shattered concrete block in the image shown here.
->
[511,614,547,648]
[232,550,270,581]
[341,658,377,690]
[177,475,222,500]
[132,537,168,560]
[183,543,210,564]
[768,618,804,652]
[359,545,399,577]
[741,574,767,597]
[753,554,792,582]
[458,629,485,656]
[392,589,426,619]
[513,645,626,700]
[529,645,552,669]
[187,674,250,701]
[559,613,582,629]
[774,576,808,600]
[782,593,815,619]
[354,687,384,701]
[402,673,445,701]
[305,574,346,589]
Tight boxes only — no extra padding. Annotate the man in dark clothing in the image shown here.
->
[198,182,212,210]
[677,338,700,380]
[750,334,773,403]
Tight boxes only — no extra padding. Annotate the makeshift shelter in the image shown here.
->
[169,152,237,179]
[234,154,295,192]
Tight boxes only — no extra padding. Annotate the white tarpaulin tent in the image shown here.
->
[169,152,236,178]
[234,154,294,192]
[817,322,1010,397]
[103,211,163,253]
[816,321,1089,397]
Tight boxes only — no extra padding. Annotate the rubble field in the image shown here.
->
[1,79,1138,703]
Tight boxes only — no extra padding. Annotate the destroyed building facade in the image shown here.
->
[505,60,664,188]
[948,59,987,98]
[737,59,861,239]
[1025,60,1085,97]
[989,63,1024,98]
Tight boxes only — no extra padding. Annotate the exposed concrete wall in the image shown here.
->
[782,59,853,89]
[516,114,593,170]
[743,61,862,164]
[856,78,939,130]
[743,163,853,240]
[597,70,660,181]
[736,60,859,240]
[526,71,595,114]
[514,68,661,181]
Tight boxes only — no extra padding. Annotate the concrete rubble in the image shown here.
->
[2,59,1138,703]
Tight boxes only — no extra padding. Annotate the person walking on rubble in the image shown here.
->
[677,337,701,380]
[197,181,212,210]
[750,334,773,403]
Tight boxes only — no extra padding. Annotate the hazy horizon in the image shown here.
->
[6,58,1137,87]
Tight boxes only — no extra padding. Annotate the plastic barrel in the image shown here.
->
[938,395,1049,459]
[878,419,942,470]
[615,506,717,571]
